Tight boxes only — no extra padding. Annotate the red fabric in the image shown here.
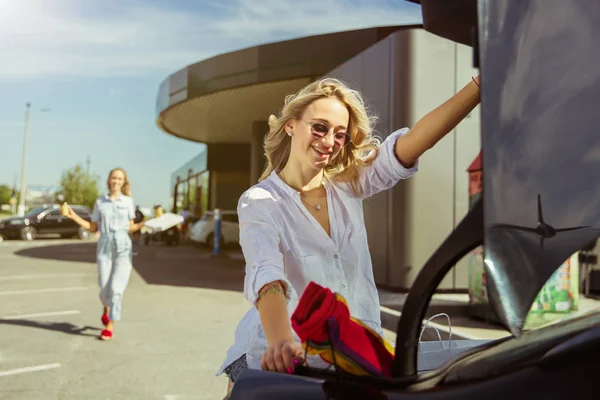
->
[291,281,338,343]
[467,150,482,172]
[101,313,110,326]
[291,282,395,377]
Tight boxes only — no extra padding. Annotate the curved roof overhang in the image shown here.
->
[155,25,421,144]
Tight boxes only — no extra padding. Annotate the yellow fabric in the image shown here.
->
[304,342,372,376]
[300,293,394,376]
[335,293,394,356]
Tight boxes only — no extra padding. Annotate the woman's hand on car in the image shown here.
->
[260,338,305,374]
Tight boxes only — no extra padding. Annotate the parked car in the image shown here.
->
[0,204,92,241]
[189,210,239,248]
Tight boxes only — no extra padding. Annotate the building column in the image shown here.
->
[172,177,180,213]
[250,121,269,186]
[210,171,218,210]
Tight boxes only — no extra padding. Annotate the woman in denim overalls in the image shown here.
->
[68,168,146,340]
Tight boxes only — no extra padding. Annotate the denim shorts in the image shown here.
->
[224,354,248,383]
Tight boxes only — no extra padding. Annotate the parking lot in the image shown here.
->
[1,235,531,399]
[0,238,249,400]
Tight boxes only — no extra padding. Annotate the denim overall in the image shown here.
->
[91,194,135,321]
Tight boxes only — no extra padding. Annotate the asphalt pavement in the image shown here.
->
[0,236,535,399]
[0,238,249,400]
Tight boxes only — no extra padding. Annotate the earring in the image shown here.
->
[287,131,292,137]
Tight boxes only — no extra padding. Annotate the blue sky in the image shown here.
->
[0,0,421,208]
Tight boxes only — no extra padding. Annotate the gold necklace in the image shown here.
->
[301,185,326,211]
[279,170,325,211]
[300,196,322,211]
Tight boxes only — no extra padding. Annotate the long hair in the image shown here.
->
[107,167,131,196]
[259,78,380,195]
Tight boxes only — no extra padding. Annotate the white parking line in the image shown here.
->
[380,305,401,317]
[0,310,81,320]
[0,287,87,296]
[0,363,61,377]
[0,273,87,281]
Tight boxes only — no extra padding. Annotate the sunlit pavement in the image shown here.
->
[0,238,247,400]
[3,238,595,399]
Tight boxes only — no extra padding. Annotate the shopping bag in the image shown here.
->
[416,313,490,372]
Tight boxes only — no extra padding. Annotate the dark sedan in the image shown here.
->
[0,204,92,241]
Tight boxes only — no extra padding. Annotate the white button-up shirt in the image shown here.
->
[217,128,418,375]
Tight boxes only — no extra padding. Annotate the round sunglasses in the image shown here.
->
[300,119,352,147]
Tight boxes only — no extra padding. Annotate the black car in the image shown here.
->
[0,204,92,241]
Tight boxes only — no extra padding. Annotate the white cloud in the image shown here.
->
[0,0,421,80]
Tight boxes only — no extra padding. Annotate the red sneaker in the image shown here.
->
[99,329,113,341]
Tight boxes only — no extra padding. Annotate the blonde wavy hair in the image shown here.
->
[107,167,131,197]
[259,77,380,195]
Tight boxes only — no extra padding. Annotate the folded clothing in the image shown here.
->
[291,281,395,377]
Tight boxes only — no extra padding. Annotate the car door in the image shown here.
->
[221,213,239,244]
[190,212,212,243]
[65,207,88,235]
[36,210,66,235]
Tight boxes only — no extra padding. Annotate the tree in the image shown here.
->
[0,185,13,205]
[59,164,100,209]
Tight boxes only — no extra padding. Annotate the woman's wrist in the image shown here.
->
[74,215,90,230]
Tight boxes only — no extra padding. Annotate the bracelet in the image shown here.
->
[472,76,480,88]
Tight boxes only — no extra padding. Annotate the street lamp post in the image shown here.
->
[17,103,50,217]
[17,103,31,217]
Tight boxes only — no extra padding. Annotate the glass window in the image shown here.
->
[200,171,210,215]
[24,206,47,217]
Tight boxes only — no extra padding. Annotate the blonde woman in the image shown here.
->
[217,76,481,388]
[68,168,146,341]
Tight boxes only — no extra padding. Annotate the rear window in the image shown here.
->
[201,213,213,221]
[73,207,91,217]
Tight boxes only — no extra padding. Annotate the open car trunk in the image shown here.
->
[404,0,478,47]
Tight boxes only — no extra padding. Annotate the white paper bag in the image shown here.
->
[417,313,491,372]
